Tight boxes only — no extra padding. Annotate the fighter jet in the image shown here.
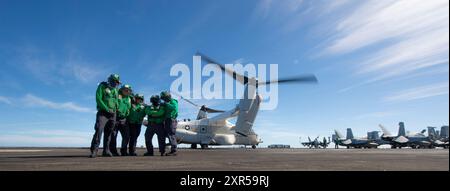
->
[379,122,433,149]
[301,136,320,149]
[367,131,390,146]
[301,136,330,149]
[333,128,379,149]
[428,126,449,149]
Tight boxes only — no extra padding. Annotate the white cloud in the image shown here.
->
[322,0,351,12]
[357,28,449,81]
[22,94,95,113]
[383,82,449,102]
[1,94,94,113]
[327,0,448,54]
[19,45,64,85]
[0,130,91,147]
[253,0,273,19]
[253,0,307,33]
[321,0,449,91]
[62,49,108,83]
[0,96,12,105]
[14,44,107,85]
[0,121,61,128]
[67,63,104,83]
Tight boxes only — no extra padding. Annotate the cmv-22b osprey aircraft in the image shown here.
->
[144,52,317,149]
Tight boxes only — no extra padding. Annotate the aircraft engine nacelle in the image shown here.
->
[211,134,236,145]
[176,129,201,144]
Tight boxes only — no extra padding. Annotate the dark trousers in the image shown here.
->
[90,111,116,154]
[129,123,142,154]
[110,117,129,155]
[145,123,165,154]
[164,118,178,152]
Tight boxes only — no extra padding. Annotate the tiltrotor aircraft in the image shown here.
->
[145,52,317,149]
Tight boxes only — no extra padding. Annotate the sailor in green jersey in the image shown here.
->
[89,74,121,158]
[110,84,132,156]
[143,95,166,156]
[127,93,146,156]
[160,91,178,156]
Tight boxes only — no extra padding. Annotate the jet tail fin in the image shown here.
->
[367,131,379,140]
[346,128,354,139]
[379,124,391,136]
[398,122,406,137]
[428,127,437,138]
[441,126,449,138]
[334,130,344,139]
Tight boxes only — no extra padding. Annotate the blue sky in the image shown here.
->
[0,0,448,147]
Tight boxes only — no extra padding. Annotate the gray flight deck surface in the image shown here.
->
[0,148,448,171]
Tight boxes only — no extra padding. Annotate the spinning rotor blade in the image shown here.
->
[171,91,225,113]
[201,105,225,113]
[170,91,200,108]
[196,51,248,84]
[196,51,318,86]
[258,75,318,85]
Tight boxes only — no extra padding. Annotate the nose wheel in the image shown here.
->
[201,144,208,149]
[190,144,197,149]
[252,145,256,149]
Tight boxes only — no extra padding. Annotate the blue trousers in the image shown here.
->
[145,123,165,154]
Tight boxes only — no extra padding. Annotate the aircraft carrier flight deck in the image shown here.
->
[0,148,448,171]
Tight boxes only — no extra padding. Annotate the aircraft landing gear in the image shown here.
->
[252,145,256,149]
[191,144,197,149]
[201,144,208,149]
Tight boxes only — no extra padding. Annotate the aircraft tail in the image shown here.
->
[441,126,449,138]
[372,131,380,140]
[346,128,354,139]
[334,130,344,139]
[428,127,437,138]
[398,122,406,137]
[234,84,261,136]
[367,131,380,140]
[379,124,391,136]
